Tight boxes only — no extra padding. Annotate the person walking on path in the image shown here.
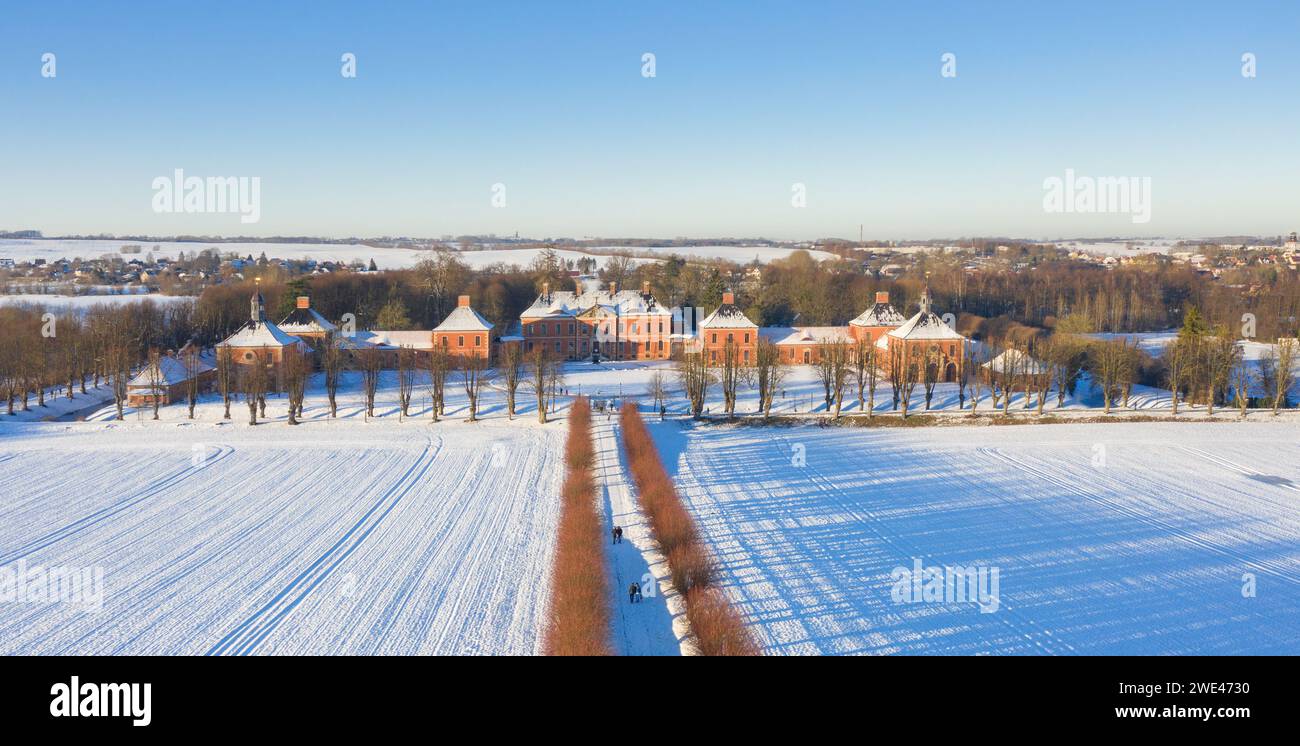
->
[611,525,623,544]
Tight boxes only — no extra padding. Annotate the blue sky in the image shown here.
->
[2,1,1297,240]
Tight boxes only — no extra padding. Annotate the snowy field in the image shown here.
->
[651,420,1300,655]
[3,359,1299,656]
[0,293,193,310]
[0,374,566,655]
[0,238,831,271]
[589,244,838,263]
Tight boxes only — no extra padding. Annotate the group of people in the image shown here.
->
[612,525,644,603]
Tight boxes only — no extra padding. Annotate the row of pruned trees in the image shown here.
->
[0,303,174,420]
[206,343,568,426]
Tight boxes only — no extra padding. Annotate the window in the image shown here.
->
[711,333,717,344]
[657,340,664,351]
[458,335,465,347]
[803,350,810,364]
[568,323,575,334]
[475,335,482,347]
[244,351,254,361]
[554,341,561,353]
[441,337,448,347]
[744,333,750,343]
[727,333,734,343]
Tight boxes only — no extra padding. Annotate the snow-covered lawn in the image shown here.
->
[650,420,1300,655]
[0,377,567,655]
[0,293,193,310]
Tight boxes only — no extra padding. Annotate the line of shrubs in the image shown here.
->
[543,397,613,655]
[619,404,760,656]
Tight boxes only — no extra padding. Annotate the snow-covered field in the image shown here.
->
[0,374,566,655]
[651,420,1300,655]
[589,244,838,263]
[0,293,193,310]
[0,238,831,271]
[3,359,1299,656]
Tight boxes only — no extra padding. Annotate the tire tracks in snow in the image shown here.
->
[207,436,442,656]
[0,445,236,566]
[981,447,1299,586]
[1175,446,1300,496]
[770,433,1074,655]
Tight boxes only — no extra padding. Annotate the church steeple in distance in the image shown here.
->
[251,279,266,323]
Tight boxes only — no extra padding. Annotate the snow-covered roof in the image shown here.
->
[699,302,757,329]
[849,301,906,328]
[127,355,213,390]
[983,349,1048,375]
[888,310,965,341]
[351,330,434,350]
[216,320,305,349]
[279,306,337,334]
[760,326,851,345]
[521,288,669,319]
[434,305,494,332]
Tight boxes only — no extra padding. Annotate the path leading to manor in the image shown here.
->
[590,417,683,655]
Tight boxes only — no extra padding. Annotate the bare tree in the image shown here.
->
[357,346,382,419]
[1161,337,1193,415]
[646,369,670,419]
[755,338,786,420]
[1230,354,1254,418]
[1092,339,1133,415]
[146,349,164,420]
[922,346,940,411]
[718,341,745,418]
[813,342,835,411]
[966,344,985,413]
[459,353,489,422]
[895,346,920,418]
[426,344,450,422]
[500,343,523,419]
[851,337,878,417]
[1269,337,1297,415]
[396,346,416,418]
[322,340,343,418]
[525,346,553,423]
[1203,334,1238,416]
[216,346,234,419]
[182,344,202,419]
[240,351,269,425]
[676,350,711,418]
[826,338,851,419]
[283,345,310,425]
[106,340,133,421]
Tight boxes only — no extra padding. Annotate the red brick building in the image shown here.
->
[432,295,495,360]
[878,287,967,382]
[697,292,757,365]
[520,281,672,361]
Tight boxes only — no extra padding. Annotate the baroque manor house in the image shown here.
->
[214,281,967,382]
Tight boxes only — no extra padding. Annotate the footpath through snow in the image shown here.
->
[591,417,684,655]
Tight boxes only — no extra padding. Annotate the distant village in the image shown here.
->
[1,231,1297,299]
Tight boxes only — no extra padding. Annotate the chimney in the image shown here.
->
[642,281,650,295]
[609,281,617,295]
[722,291,735,305]
[875,291,889,304]
[296,296,310,309]
[542,282,550,299]
[457,295,470,308]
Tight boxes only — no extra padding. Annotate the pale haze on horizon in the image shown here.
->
[1,1,1297,241]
